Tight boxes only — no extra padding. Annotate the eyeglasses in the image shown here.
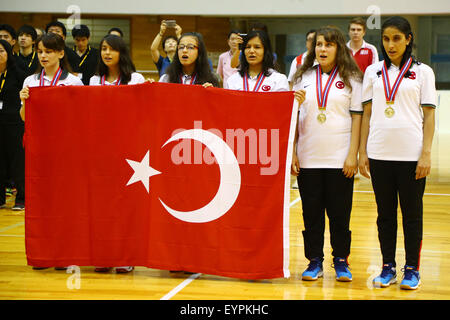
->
[178,44,198,51]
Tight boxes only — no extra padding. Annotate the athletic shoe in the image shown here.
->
[12,204,25,211]
[94,267,112,273]
[301,258,323,281]
[400,265,421,290]
[332,257,352,282]
[373,263,397,288]
[116,266,134,273]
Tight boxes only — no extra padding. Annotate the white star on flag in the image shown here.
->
[126,150,161,193]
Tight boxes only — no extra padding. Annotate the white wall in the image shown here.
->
[1,0,450,16]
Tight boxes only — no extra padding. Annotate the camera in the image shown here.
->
[165,20,176,28]
[238,33,247,50]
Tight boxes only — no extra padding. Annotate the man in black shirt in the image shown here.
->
[45,21,79,73]
[0,40,26,210]
[71,24,99,85]
[17,25,39,76]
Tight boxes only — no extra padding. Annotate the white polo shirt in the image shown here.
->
[293,67,363,168]
[89,72,145,85]
[362,60,437,161]
[23,70,83,88]
[226,69,289,92]
[159,73,200,85]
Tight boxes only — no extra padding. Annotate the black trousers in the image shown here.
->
[297,168,354,261]
[0,122,25,206]
[369,159,425,269]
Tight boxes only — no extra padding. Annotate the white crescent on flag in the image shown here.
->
[160,129,242,223]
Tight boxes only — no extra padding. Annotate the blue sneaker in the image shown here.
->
[400,265,421,290]
[301,258,323,281]
[332,257,352,282]
[373,263,397,288]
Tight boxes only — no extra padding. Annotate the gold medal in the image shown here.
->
[384,101,395,118]
[317,112,326,123]
[384,106,395,118]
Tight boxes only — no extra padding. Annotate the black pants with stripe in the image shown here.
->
[297,168,353,261]
[369,159,425,269]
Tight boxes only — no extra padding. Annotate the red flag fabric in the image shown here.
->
[25,82,296,279]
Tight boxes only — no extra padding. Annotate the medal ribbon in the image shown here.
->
[0,70,7,94]
[101,75,121,86]
[316,65,338,110]
[243,72,266,92]
[77,46,91,67]
[382,57,412,104]
[28,51,36,68]
[39,67,62,87]
[180,73,197,85]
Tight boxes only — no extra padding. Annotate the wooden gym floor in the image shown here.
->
[1,137,450,300]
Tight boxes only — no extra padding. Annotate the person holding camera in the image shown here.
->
[150,20,182,77]
[217,30,242,88]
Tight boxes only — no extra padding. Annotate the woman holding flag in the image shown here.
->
[291,26,363,282]
[18,33,82,270]
[89,34,145,86]
[358,16,436,290]
[19,33,83,121]
[90,34,144,274]
[226,30,289,92]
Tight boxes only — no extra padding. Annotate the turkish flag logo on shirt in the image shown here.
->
[25,83,296,279]
[335,81,345,89]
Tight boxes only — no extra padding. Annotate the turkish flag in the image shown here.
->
[25,82,296,279]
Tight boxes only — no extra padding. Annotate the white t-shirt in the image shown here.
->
[158,73,200,85]
[293,67,363,168]
[89,72,145,85]
[362,60,437,161]
[226,69,289,92]
[23,70,84,88]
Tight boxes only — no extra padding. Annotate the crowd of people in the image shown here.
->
[0,15,436,290]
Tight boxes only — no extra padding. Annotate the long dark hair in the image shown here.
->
[0,39,16,70]
[381,16,416,76]
[97,34,136,85]
[165,32,219,87]
[238,30,274,77]
[293,26,363,91]
[35,33,72,73]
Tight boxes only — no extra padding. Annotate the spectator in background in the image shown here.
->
[0,40,26,211]
[45,21,79,74]
[216,30,240,88]
[17,25,39,75]
[287,29,316,89]
[71,24,99,85]
[108,27,123,37]
[35,27,45,37]
[0,24,27,72]
[0,24,17,49]
[347,17,378,73]
[150,20,182,77]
